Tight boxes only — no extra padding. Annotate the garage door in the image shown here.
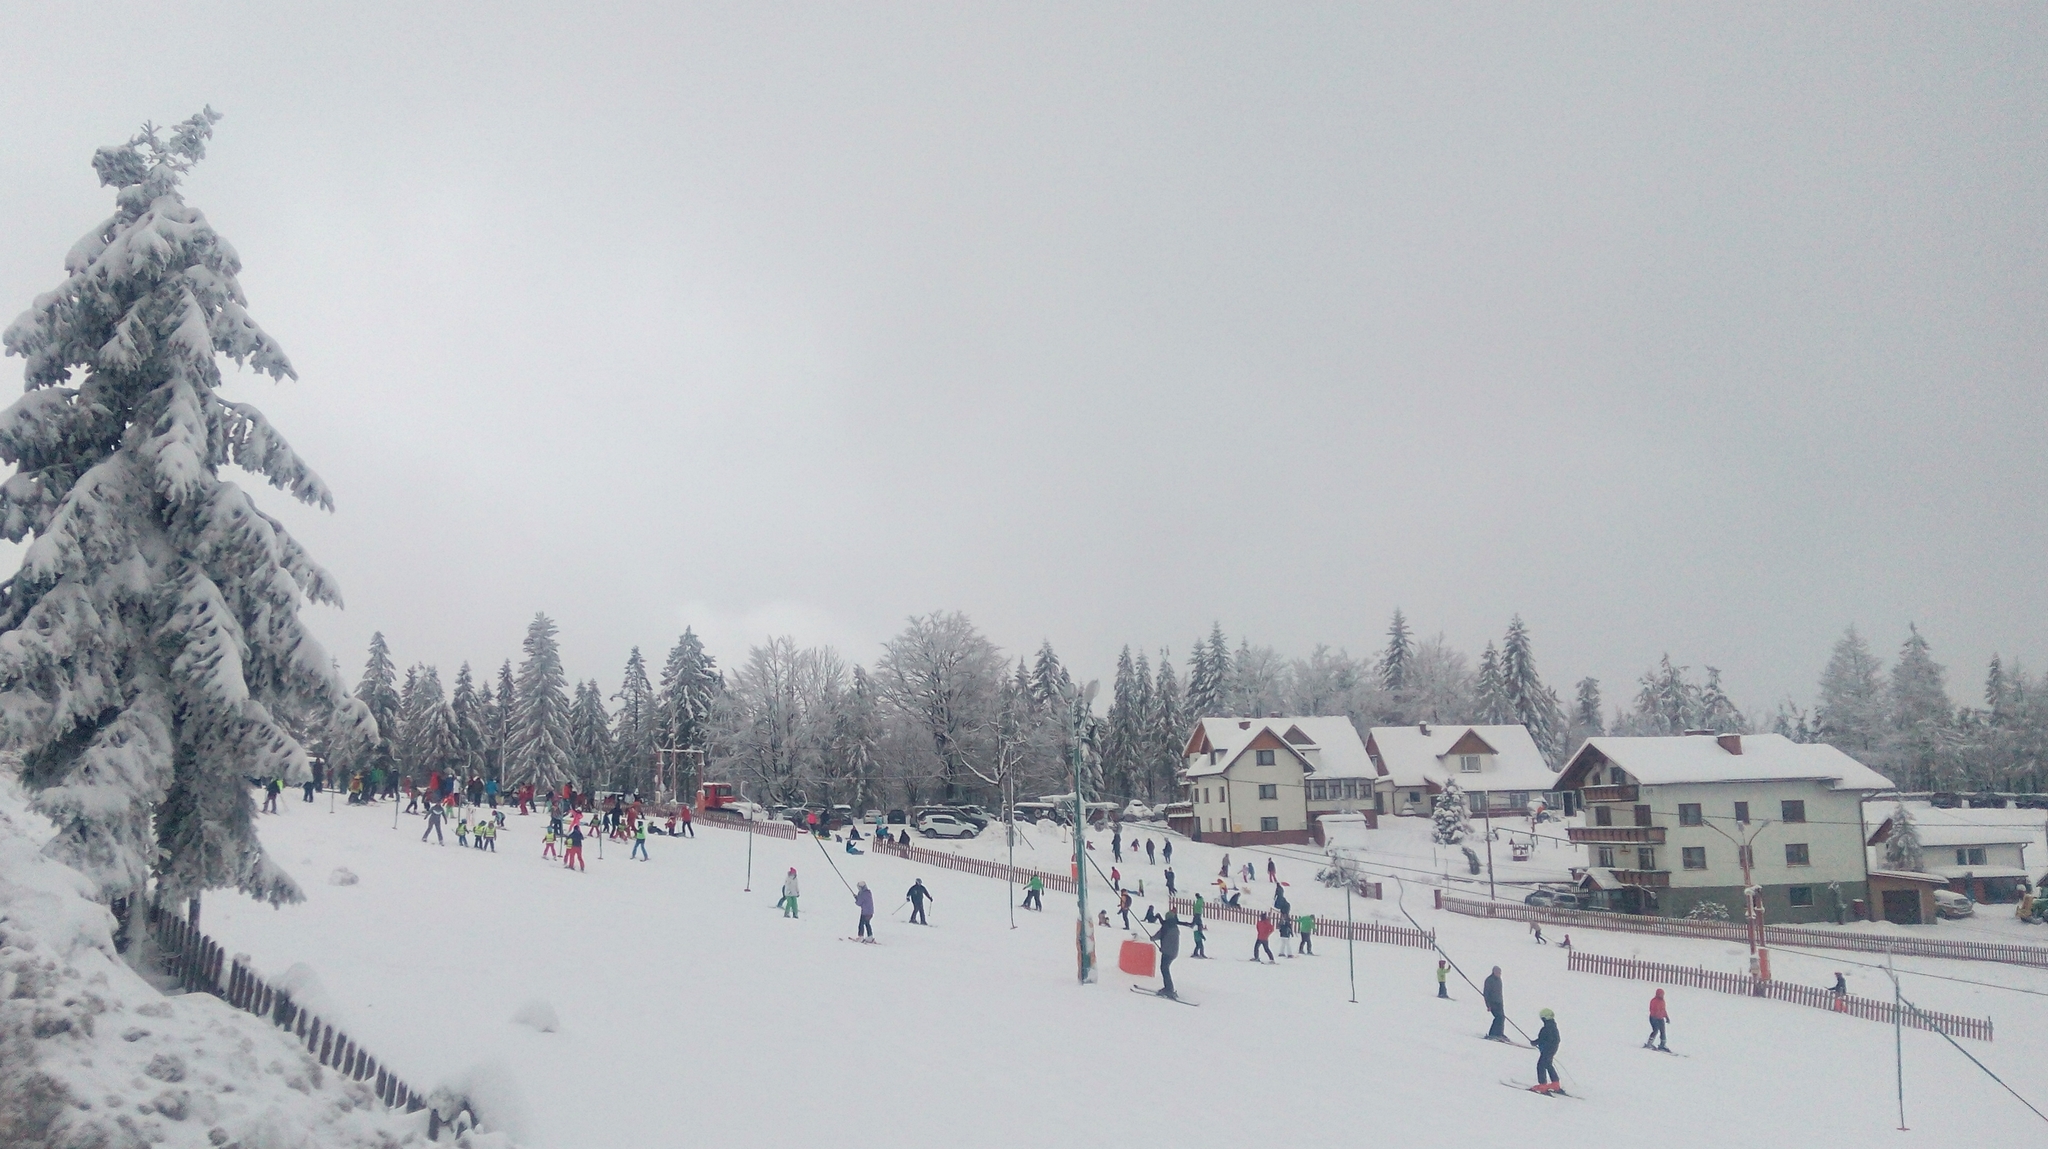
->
[1880,888,1922,925]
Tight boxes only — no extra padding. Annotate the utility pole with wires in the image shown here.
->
[1701,815,1775,980]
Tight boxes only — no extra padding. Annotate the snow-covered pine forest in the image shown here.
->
[337,608,2041,813]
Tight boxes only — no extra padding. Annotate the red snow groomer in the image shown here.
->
[696,782,739,813]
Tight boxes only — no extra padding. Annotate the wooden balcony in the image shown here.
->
[1581,784,1639,804]
[1568,825,1665,845]
[1610,869,1671,888]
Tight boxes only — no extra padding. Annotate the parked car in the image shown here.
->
[1967,791,2009,809]
[1523,890,1560,908]
[915,812,978,839]
[1929,792,1962,809]
[2016,794,2048,810]
[886,808,907,824]
[1523,888,1585,910]
[1934,889,1976,919]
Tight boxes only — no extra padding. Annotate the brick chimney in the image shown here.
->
[1717,733,1743,755]
[1419,722,1430,736]
[1238,720,1251,730]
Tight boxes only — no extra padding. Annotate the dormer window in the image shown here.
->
[1256,750,1275,766]
[1459,755,1481,773]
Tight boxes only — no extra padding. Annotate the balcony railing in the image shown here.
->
[1611,869,1671,888]
[1568,825,1666,845]
[1581,784,1639,803]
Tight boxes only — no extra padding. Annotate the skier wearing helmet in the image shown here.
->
[782,868,801,918]
[1534,1008,1562,1093]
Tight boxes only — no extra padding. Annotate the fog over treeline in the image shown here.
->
[334,609,2037,809]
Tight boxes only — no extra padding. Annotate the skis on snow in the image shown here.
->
[1501,1080,1582,1099]
[1130,986,1198,1006]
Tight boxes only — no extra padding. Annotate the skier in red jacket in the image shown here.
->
[1252,913,1276,963]
[1646,988,1670,1050]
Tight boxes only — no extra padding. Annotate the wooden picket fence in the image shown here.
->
[146,905,476,1139]
[1567,949,1994,1042]
[867,839,1437,950]
[1442,894,2048,969]
[696,810,800,839]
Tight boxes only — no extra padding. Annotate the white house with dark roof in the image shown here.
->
[1365,723,1562,817]
[1865,803,2044,904]
[1557,732,1893,923]
[1181,716,1374,846]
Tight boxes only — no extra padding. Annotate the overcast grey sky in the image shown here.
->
[3,4,2043,713]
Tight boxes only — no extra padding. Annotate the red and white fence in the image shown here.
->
[1567,949,1994,1042]
[1443,894,2048,969]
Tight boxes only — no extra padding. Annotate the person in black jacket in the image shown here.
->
[1533,1008,1562,1092]
[1484,966,1507,1039]
[907,879,935,925]
[1147,909,1186,998]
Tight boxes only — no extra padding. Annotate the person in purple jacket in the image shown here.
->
[854,880,876,942]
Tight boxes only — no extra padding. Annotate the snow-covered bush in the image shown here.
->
[1685,901,1732,922]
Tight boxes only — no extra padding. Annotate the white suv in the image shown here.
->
[916,812,976,839]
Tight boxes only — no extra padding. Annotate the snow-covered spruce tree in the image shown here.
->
[1500,616,1566,762]
[567,678,613,790]
[1431,780,1470,846]
[410,666,459,780]
[656,627,720,794]
[1882,802,1925,872]
[450,661,486,775]
[1474,642,1510,725]
[1380,608,1413,694]
[350,630,401,774]
[491,659,515,778]
[507,613,571,791]
[1149,651,1184,802]
[611,646,656,790]
[1184,624,1227,718]
[1102,646,1142,802]
[1817,626,1885,755]
[0,110,369,910]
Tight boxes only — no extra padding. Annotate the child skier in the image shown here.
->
[542,828,558,860]
[1646,988,1670,1050]
[1022,873,1044,911]
[1252,913,1276,962]
[1277,911,1295,957]
[563,824,585,871]
[480,819,497,852]
[455,818,470,848]
[1436,959,1449,998]
[631,820,649,860]
[782,868,801,918]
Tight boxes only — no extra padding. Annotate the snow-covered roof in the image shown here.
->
[1558,733,1893,791]
[1182,716,1369,779]
[1864,803,2043,849]
[1366,724,1558,793]
[1866,869,1948,885]
[1924,863,2030,880]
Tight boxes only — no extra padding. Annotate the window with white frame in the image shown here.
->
[1459,755,1481,772]
[1256,749,1275,766]
[1258,784,1277,800]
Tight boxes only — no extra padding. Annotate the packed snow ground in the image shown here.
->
[203,798,2048,1149]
